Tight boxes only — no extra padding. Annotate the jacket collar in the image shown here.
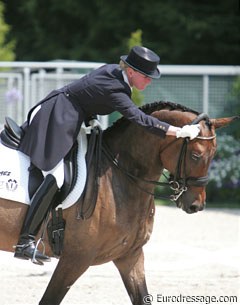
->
[122,71,132,90]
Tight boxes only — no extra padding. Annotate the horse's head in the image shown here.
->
[103,101,238,214]
[153,104,239,214]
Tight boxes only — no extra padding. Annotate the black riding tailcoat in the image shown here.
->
[19,64,170,171]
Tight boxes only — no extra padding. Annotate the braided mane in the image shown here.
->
[105,101,200,133]
[138,101,199,115]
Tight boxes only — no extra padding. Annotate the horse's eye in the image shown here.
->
[192,153,201,161]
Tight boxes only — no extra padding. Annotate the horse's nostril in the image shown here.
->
[189,204,198,213]
[188,201,205,213]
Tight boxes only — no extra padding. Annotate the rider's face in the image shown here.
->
[127,68,152,91]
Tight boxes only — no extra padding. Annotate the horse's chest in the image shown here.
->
[101,217,153,261]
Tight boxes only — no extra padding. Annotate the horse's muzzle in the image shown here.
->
[177,198,205,214]
[186,200,205,214]
[186,202,205,214]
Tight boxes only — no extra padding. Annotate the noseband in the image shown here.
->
[102,113,216,202]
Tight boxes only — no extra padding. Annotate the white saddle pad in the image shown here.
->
[0,128,87,210]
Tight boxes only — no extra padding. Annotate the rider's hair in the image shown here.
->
[119,59,129,72]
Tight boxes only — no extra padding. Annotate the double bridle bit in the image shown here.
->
[103,113,216,202]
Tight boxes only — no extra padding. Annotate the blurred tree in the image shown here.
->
[140,0,240,64]
[127,29,144,106]
[0,1,15,61]
[127,29,143,49]
[2,0,240,64]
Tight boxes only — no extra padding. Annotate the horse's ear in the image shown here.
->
[210,116,240,129]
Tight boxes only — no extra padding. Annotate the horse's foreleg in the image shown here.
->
[39,254,91,305]
[113,248,150,305]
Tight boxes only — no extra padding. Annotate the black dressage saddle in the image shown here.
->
[0,117,78,202]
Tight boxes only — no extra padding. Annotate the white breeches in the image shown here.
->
[42,159,64,189]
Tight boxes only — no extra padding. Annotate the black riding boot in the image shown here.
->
[14,174,59,264]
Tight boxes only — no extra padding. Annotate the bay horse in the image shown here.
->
[0,101,238,305]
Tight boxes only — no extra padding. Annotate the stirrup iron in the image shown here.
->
[31,237,46,265]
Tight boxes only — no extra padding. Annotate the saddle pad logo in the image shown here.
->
[0,171,11,176]
[6,179,18,191]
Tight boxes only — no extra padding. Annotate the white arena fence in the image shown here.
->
[0,61,240,128]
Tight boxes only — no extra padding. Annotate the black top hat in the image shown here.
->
[120,46,160,79]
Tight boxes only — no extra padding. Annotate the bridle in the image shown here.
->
[102,113,216,202]
[168,113,216,201]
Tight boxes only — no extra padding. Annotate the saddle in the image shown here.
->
[0,117,78,202]
[0,116,102,257]
[0,116,102,211]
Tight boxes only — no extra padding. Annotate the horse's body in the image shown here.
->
[0,102,237,305]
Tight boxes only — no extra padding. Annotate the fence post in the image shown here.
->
[23,67,31,119]
[203,75,209,114]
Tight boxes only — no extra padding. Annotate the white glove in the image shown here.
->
[176,124,200,140]
[89,119,102,129]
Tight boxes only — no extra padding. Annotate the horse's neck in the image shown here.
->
[104,125,163,181]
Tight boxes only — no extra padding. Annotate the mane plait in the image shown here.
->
[139,100,199,115]
[105,101,200,133]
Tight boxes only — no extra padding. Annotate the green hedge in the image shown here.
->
[207,134,240,202]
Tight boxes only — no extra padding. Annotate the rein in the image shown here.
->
[102,113,216,202]
[102,144,172,200]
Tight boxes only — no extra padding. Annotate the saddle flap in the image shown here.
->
[28,142,79,206]
[58,142,79,203]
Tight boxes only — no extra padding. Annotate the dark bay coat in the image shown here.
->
[19,64,170,171]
